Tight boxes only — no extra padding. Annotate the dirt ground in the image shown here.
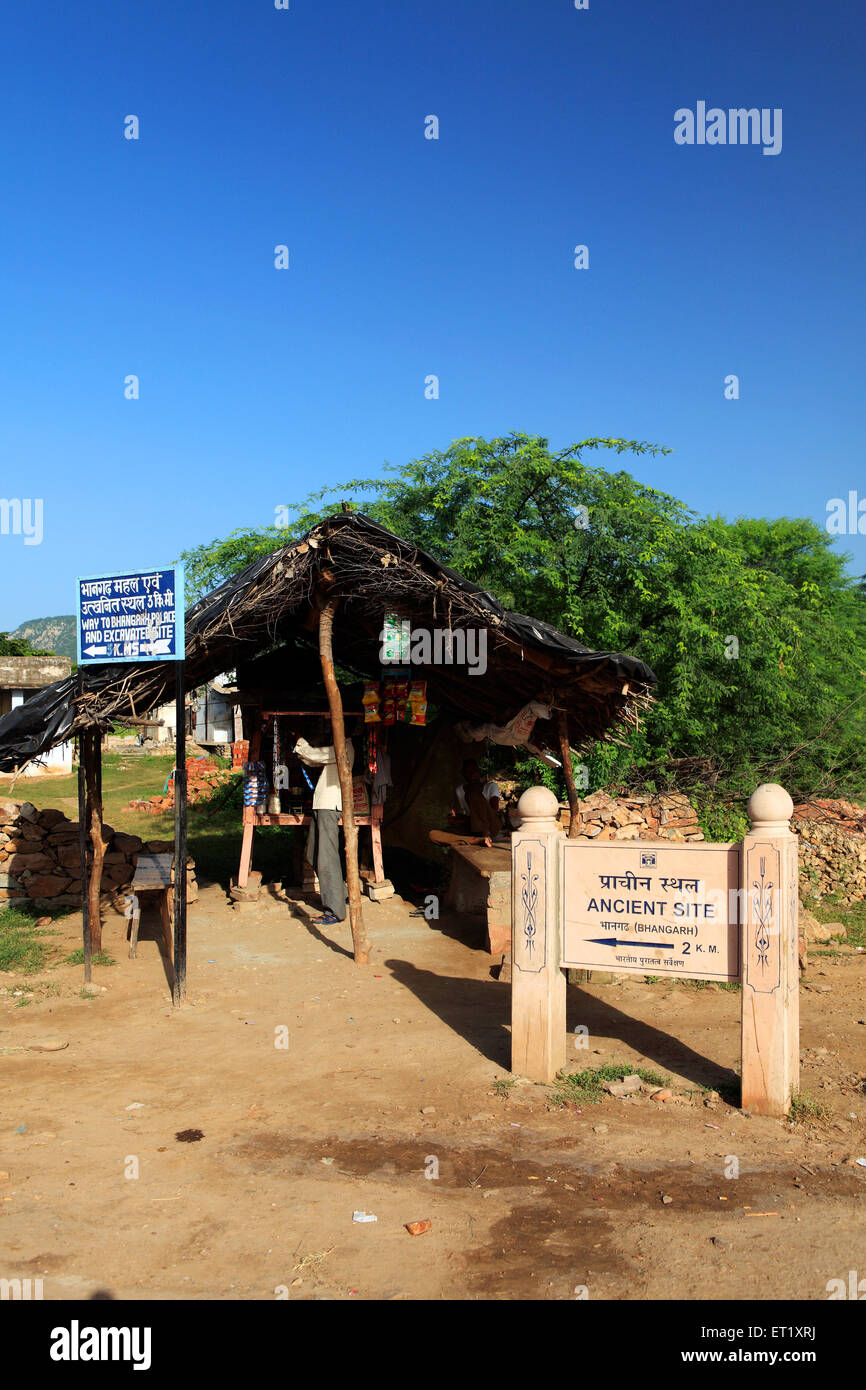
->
[1,884,864,1302]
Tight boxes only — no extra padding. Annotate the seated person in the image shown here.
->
[455,759,501,840]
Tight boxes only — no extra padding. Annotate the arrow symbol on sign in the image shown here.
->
[585,936,676,950]
[83,645,111,657]
[141,638,172,655]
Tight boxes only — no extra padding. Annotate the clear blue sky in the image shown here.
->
[1,0,863,628]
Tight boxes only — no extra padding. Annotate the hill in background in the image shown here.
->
[10,615,76,661]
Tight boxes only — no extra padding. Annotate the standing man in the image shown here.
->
[294,727,354,926]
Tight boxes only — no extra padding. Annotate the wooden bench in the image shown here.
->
[128,852,175,962]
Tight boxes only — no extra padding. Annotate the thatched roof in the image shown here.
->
[0,511,656,771]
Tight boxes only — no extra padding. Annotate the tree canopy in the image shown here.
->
[0,633,54,658]
[180,434,866,800]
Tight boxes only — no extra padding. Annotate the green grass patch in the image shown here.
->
[684,1079,740,1105]
[492,1078,515,1099]
[0,908,59,974]
[551,1062,670,1108]
[789,1091,830,1123]
[63,948,116,967]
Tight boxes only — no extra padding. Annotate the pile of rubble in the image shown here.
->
[792,797,866,834]
[126,756,231,815]
[792,797,866,907]
[0,800,197,911]
[799,905,846,946]
[561,790,705,842]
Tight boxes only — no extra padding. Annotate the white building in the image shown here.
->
[140,674,241,749]
[0,655,73,775]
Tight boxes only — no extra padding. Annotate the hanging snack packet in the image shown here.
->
[381,691,396,725]
[409,679,428,725]
[363,681,381,723]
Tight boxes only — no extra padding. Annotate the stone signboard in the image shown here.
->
[561,842,740,982]
[510,783,800,1117]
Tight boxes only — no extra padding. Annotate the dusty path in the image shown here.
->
[2,887,864,1301]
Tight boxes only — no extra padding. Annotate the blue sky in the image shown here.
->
[1,0,863,627]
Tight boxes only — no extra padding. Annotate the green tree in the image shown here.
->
[180,434,866,798]
[0,633,53,657]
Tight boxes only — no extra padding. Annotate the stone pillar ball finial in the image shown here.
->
[516,785,560,823]
[747,783,794,835]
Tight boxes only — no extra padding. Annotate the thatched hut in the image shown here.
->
[0,511,657,968]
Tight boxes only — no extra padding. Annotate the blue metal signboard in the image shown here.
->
[76,565,186,664]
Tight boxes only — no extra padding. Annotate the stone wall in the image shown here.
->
[792,798,866,907]
[0,655,72,689]
[0,800,197,911]
[561,790,705,842]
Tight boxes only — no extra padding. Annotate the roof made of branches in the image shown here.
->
[0,511,657,770]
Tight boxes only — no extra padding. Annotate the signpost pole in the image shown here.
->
[77,562,186,992]
[740,783,799,1116]
[172,660,187,1006]
[76,696,92,986]
[510,786,566,1083]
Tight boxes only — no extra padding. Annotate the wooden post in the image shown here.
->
[318,597,370,964]
[82,728,105,954]
[740,783,799,1116]
[511,785,566,1082]
[77,722,92,985]
[557,709,582,839]
[370,804,385,883]
[558,710,593,984]
[173,661,188,1005]
[237,722,262,889]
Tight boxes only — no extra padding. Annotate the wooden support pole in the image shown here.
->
[77,720,92,986]
[370,804,385,884]
[173,660,188,1005]
[318,597,370,964]
[557,712,593,984]
[557,709,581,840]
[511,785,566,1082]
[83,728,105,954]
[237,722,262,889]
[740,783,799,1117]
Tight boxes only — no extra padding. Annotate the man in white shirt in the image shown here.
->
[294,733,355,924]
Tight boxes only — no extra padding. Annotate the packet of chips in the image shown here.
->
[408,679,427,726]
[363,681,381,723]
